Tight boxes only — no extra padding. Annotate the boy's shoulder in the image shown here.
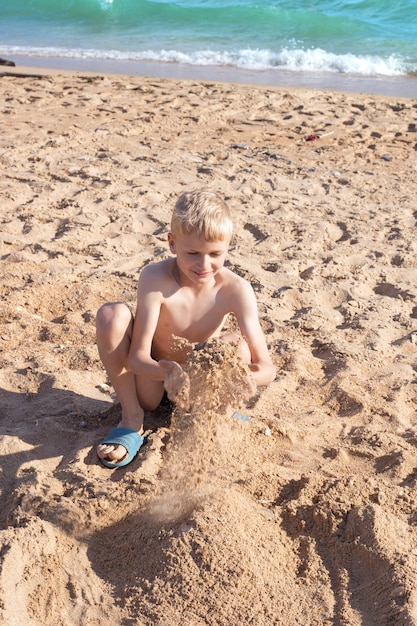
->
[142,257,174,274]
[140,258,175,284]
[223,265,251,284]
[221,266,254,295]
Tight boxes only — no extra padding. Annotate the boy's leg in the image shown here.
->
[220,332,251,363]
[95,302,164,463]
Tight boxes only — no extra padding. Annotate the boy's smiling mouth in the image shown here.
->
[193,269,213,279]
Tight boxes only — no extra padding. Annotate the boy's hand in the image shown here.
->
[159,360,190,409]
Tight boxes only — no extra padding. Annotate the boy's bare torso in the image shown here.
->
[145,258,236,362]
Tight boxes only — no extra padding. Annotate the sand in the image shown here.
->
[0,66,417,625]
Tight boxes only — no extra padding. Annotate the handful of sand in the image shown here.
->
[181,338,255,417]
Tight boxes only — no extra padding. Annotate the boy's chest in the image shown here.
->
[159,289,228,341]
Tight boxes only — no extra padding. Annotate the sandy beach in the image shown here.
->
[1,65,417,625]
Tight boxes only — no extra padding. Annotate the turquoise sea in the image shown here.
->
[1,0,416,93]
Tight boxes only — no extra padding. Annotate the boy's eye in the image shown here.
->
[186,251,222,257]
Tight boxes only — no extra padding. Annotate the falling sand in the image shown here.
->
[150,338,256,522]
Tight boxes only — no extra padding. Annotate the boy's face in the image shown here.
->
[168,231,230,285]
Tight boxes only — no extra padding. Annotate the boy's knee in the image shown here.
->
[96,302,131,333]
[220,332,251,363]
[221,331,240,344]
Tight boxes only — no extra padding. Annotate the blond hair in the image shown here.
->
[170,190,233,241]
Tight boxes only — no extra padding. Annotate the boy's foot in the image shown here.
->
[97,426,146,468]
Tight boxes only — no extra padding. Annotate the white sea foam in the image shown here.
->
[0,45,409,76]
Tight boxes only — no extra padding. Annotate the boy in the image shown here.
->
[96,190,276,468]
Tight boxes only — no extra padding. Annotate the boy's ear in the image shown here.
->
[167,232,176,254]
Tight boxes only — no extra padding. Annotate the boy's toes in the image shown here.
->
[97,427,145,468]
[97,443,127,462]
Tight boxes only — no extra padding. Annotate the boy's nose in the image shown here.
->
[198,254,210,268]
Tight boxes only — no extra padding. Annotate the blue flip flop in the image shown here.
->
[98,426,146,469]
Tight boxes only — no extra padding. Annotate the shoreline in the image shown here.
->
[4,54,417,98]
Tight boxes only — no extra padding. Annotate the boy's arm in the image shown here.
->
[126,263,190,403]
[233,278,276,387]
[126,265,166,380]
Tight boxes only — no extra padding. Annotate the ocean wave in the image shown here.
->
[0,45,410,76]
